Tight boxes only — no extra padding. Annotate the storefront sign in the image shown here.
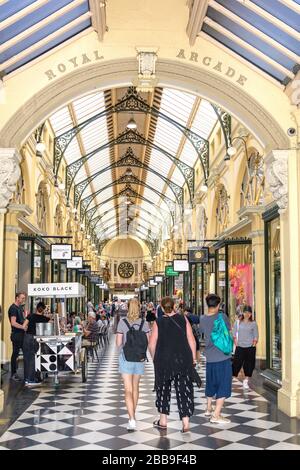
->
[165,266,179,277]
[154,276,163,283]
[90,276,101,284]
[67,256,83,269]
[28,283,86,298]
[51,244,72,260]
[173,260,189,272]
[188,247,209,263]
[149,279,158,287]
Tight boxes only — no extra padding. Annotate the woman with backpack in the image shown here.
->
[116,298,150,432]
[199,294,232,424]
[148,297,201,433]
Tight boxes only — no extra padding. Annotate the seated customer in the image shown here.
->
[23,302,50,387]
[82,312,99,347]
[73,316,83,333]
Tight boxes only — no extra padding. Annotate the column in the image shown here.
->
[266,148,300,417]
[249,213,266,366]
[0,148,21,412]
[2,211,22,361]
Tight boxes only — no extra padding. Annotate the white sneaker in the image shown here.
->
[243,379,250,390]
[210,415,231,424]
[127,419,136,432]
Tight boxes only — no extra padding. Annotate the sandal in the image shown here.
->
[181,427,190,433]
[153,419,167,429]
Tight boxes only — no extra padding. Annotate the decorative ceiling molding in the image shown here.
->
[186,0,209,46]
[89,0,107,41]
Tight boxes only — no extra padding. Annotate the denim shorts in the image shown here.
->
[119,351,145,375]
[205,358,232,399]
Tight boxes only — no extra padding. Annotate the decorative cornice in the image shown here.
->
[0,148,21,210]
[8,203,33,216]
[0,59,289,151]
[265,150,289,214]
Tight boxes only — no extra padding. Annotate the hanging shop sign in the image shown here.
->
[149,279,158,287]
[67,256,83,269]
[165,266,179,277]
[51,244,72,260]
[90,276,101,284]
[173,259,189,272]
[154,276,163,283]
[188,247,209,263]
[28,283,86,298]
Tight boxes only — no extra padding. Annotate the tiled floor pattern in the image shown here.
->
[1,339,300,450]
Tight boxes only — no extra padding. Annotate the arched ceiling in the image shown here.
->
[48,85,220,246]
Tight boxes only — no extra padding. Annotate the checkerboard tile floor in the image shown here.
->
[1,338,300,450]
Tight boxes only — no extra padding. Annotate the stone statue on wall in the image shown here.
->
[0,153,21,209]
[241,151,265,207]
[265,150,288,214]
[36,182,48,232]
[102,261,111,283]
[216,183,230,236]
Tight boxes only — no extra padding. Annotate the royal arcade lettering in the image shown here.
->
[44,50,104,81]
[176,49,248,86]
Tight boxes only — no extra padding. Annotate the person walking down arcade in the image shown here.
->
[200,294,233,424]
[232,305,259,390]
[116,298,150,432]
[149,297,201,433]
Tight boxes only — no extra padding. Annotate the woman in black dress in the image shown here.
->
[149,297,201,433]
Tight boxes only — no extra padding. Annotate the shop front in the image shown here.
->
[263,206,282,386]
[215,239,253,325]
[18,235,51,311]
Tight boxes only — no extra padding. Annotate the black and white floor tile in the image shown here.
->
[1,337,300,450]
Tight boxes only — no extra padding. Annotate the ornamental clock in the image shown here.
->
[118,262,134,279]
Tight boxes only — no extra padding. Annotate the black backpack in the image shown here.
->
[123,319,148,362]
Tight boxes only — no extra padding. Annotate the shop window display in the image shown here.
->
[267,218,281,373]
[228,244,253,324]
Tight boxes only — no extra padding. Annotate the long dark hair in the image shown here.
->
[240,305,253,322]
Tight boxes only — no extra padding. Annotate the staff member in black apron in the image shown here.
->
[8,292,27,382]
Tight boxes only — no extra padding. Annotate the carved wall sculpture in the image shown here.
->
[240,150,265,208]
[265,150,288,214]
[0,149,21,209]
[36,182,48,232]
[215,183,230,236]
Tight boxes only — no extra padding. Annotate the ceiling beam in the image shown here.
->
[0,0,51,31]
[186,0,209,46]
[203,16,295,79]
[89,0,107,41]
[277,0,300,13]
[0,0,87,53]
[0,12,92,72]
[237,0,299,40]
[208,0,299,63]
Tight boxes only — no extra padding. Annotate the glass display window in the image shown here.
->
[266,216,281,374]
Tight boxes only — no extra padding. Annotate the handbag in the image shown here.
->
[211,313,233,355]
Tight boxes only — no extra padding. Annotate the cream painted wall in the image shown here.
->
[0,0,295,148]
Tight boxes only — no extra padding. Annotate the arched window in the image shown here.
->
[36,182,48,232]
[240,151,265,208]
